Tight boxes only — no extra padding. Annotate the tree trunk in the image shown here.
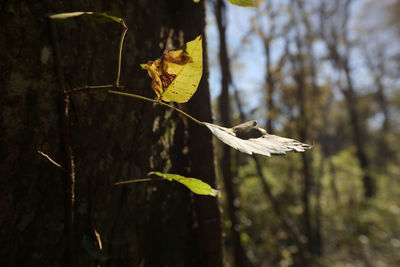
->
[342,62,375,198]
[319,0,376,198]
[264,39,275,134]
[215,0,252,266]
[182,1,224,266]
[231,52,308,267]
[290,38,314,256]
[0,1,222,266]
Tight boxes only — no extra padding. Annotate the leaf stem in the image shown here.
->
[37,150,65,170]
[115,20,128,87]
[114,178,155,185]
[108,90,205,126]
[64,84,118,94]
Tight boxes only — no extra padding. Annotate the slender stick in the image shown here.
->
[108,90,205,126]
[38,150,63,169]
[64,84,116,95]
[114,178,154,185]
[115,20,128,87]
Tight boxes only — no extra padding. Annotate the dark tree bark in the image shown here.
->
[0,1,222,267]
[181,1,224,266]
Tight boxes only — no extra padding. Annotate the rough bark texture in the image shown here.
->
[0,1,222,266]
[181,1,224,266]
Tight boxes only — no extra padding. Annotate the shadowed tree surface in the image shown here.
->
[0,1,222,267]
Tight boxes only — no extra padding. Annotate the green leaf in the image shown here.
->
[227,0,255,7]
[193,0,201,2]
[141,35,203,103]
[94,12,123,23]
[149,172,219,197]
[49,11,123,23]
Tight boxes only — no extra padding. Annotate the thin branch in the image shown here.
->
[38,150,63,169]
[64,19,128,95]
[114,177,160,185]
[108,90,205,126]
[115,20,128,87]
[64,84,117,95]
[94,229,103,250]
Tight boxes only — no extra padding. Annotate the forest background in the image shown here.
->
[1,0,400,267]
[209,0,400,266]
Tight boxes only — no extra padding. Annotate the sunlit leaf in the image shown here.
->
[49,11,93,19]
[95,12,123,23]
[141,35,203,103]
[193,0,200,2]
[49,11,123,23]
[204,120,311,157]
[149,172,219,196]
[227,0,255,7]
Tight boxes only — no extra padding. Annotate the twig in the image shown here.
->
[115,20,128,87]
[37,150,68,174]
[108,90,205,126]
[64,17,128,95]
[94,229,103,250]
[38,150,63,169]
[114,177,155,185]
[64,84,118,95]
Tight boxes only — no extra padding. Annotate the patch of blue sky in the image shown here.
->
[207,0,399,124]
[207,1,265,115]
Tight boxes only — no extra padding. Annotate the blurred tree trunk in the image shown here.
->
[264,36,275,134]
[342,61,375,197]
[255,2,288,134]
[232,32,309,267]
[288,4,315,255]
[362,46,392,169]
[262,35,288,134]
[0,1,222,267]
[290,51,314,256]
[295,0,324,255]
[319,0,375,198]
[215,0,252,266]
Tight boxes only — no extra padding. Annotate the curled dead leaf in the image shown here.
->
[205,120,312,157]
[141,35,202,103]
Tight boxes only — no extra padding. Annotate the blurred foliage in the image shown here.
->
[211,0,400,266]
[218,144,400,266]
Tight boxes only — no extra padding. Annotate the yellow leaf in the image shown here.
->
[141,35,203,103]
